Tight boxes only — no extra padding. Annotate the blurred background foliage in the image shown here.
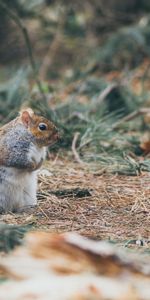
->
[1,0,150,173]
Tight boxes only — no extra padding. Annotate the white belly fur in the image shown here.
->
[0,145,47,212]
[0,168,37,212]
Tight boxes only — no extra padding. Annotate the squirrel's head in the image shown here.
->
[20,108,59,147]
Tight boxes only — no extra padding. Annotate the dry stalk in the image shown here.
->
[72,132,84,165]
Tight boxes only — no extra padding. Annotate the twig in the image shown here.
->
[112,108,150,129]
[96,82,118,104]
[0,1,46,101]
[39,32,62,81]
[90,82,118,112]
[72,132,84,165]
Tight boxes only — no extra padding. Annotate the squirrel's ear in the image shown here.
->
[21,109,33,128]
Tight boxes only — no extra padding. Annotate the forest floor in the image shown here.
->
[1,154,150,250]
[1,57,150,252]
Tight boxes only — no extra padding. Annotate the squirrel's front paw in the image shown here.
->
[34,158,43,170]
[27,144,45,171]
[29,158,43,171]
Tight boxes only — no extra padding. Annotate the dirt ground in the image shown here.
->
[0,154,150,247]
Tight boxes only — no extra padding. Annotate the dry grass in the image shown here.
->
[0,154,150,247]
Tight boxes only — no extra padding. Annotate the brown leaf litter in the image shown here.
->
[0,157,149,245]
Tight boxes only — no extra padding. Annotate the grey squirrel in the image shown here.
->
[0,108,59,213]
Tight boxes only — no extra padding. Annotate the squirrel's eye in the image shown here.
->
[39,123,47,131]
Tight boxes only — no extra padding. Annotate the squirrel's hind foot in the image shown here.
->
[14,204,37,214]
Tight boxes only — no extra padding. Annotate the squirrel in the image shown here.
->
[0,108,59,213]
